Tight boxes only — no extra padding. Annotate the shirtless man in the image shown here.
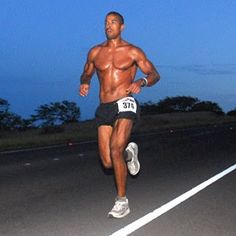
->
[79,11,160,218]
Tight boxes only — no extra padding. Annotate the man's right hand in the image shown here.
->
[79,84,90,96]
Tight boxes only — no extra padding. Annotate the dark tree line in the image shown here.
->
[140,96,228,115]
[0,99,80,131]
[1,96,236,131]
[0,98,27,130]
[31,101,80,127]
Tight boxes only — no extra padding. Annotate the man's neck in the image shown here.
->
[107,37,123,47]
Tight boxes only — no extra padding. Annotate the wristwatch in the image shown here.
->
[141,77,148,87]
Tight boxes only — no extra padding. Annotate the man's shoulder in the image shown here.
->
[87,43,105,59]
[91,41,107,49]
[89,43,103,52]
[88,42,107,54]
[124,42,144,56]
[122,41,143,52]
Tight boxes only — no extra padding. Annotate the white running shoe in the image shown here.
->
[125,142,140,175]
[108,198,130,218]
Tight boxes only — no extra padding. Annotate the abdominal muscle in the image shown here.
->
[99,84,129,103]
[98,70,135,103]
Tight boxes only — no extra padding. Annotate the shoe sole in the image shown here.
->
[126,142,140,175]
[108,208,130,218]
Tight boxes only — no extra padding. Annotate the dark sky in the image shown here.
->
[1,0,236,120]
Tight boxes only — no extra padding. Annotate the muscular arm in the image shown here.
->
[126,47,160,94]
[135,47,160,86]
[79,47,97,96]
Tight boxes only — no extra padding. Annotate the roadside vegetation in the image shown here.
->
[1,96,236,151]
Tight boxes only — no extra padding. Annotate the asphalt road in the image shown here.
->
[0,123,236,236]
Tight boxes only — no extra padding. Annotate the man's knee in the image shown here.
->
[100,156,112,169]
[103,160,112,169]
[110,143,125,160]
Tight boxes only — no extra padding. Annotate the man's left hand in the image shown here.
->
[126,80,143,94]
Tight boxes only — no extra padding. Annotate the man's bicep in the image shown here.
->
[137,56,156,75]
[133,48,153,73]
[83,47,98,76]
[80,58,95,85]
[83,60,95,76]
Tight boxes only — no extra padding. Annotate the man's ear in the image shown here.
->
[121,24,125,32]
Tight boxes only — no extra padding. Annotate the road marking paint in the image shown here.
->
[24,163,31,166]
[109,164,236,236]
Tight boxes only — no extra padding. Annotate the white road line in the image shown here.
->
[109,164,236,236]
[24,162,31,166]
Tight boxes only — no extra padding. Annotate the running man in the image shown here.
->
[79,11,160,218]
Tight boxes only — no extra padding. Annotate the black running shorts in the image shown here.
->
[95,97,140,127]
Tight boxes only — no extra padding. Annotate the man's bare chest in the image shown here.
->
[94,49,134,71]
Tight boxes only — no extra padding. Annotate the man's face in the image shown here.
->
[105,14,124,40]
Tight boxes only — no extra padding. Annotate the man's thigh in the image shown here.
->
[111,118,133,148]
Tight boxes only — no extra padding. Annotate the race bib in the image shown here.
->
[117,97,137,113]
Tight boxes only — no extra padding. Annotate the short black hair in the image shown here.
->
[106,11,124,24]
